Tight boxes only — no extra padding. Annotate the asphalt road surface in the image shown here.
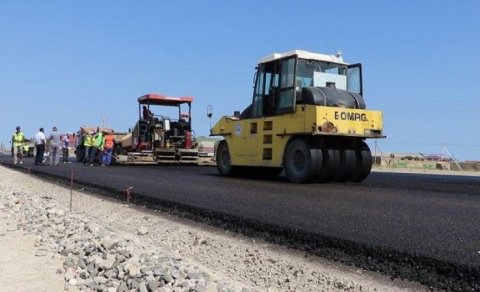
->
[2,155,480,272]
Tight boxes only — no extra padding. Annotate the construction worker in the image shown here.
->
[83,131,95,166]
[62,133,70,163]
[11,126,25,164]
[34,127,46,165]
[142,105,153,120]
[101,131,115,166]
[48,126,61,166]
[91,128,104,166]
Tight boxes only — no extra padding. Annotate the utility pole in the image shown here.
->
[442,143,463,172]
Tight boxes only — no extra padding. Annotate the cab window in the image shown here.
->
[251,57,295,117]
[277,58,295,114]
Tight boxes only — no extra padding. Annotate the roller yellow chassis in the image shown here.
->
[211,104,383,167]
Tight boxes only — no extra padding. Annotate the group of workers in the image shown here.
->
[12,126,71,166]
[11,125,115,167]
[81,127,116,167]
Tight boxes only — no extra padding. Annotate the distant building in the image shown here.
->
[373,152,479,172]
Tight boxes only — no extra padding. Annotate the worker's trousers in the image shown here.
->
[102,148,113,165]
[13,145,23,164]
[62,147,69,163]
[49,143,61,166]
[35,144,45,165]
[83,146,91,165]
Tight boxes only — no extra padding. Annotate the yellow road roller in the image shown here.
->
[211,50,385,183]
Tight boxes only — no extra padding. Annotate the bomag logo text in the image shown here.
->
[334,111,368,122]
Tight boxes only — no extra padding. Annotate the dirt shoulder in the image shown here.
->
[0,215,64,291]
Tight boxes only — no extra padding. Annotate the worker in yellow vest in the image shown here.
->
[91,128,104,166]
[83,131,95,166]
[12,126,25,165]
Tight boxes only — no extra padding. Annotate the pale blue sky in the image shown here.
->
[1,1,479,160]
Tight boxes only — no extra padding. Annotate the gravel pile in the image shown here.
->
[2,192,219,292]
[0,166,425,291]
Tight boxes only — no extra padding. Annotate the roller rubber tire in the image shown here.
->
[312,147,329,183]
[351,141,372,182]
[335,146,357,182]
[324,144,341,182]
[216,141,237,176]
[284,139,322,183]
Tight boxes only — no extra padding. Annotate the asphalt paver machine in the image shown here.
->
[117,93,199,164]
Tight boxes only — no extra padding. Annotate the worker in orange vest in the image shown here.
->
[101,131,115,166]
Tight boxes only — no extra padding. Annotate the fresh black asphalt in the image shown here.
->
[2,155,479,289]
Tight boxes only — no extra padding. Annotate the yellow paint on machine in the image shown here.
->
[310,106,383,135]
[211,104,383,167]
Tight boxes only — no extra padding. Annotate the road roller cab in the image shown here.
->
[211,50,385,183]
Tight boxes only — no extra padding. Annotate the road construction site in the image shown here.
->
[3,164,434,292]
[3,50,479,291]
[2,155,479,291]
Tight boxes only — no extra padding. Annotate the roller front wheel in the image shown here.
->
[216,141,237,176]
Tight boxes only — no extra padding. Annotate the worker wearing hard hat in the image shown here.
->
[11,126,25,164]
